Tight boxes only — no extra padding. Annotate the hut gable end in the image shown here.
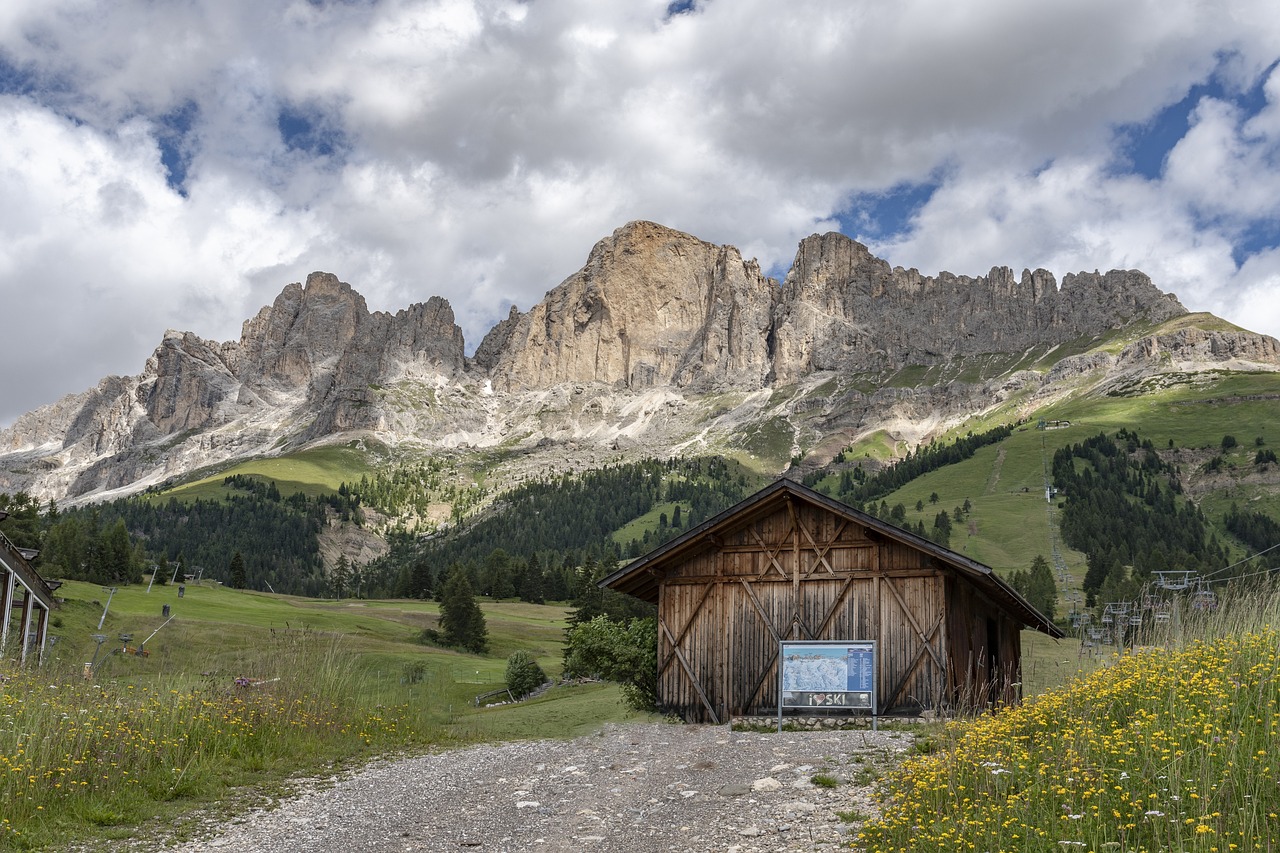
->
[600,479,1060,723]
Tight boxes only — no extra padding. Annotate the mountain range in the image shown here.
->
[3,220,1279,505]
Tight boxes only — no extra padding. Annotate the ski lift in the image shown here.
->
[1152,601,1172,623]
[1102,602,1129,624]
[1154,570,1196,591]
[1191,581,1217,612]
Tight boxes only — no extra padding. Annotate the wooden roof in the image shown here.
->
[0,531,58,611]
[600,478,1063,638]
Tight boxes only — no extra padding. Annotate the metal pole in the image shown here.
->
[97,588,117,630]
[140,615,175,649]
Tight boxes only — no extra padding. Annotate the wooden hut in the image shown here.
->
[600,479,1062,723]
[0,517,58,666]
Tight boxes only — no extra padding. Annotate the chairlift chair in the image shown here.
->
[1191,583,1218,612]
[1154,570,1195,591]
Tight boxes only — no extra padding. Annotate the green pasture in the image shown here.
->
[149,442,379,503]
[610,500,685,546]
[1039,371,1279,449]
[40,577,581,729]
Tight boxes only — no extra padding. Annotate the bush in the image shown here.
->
[563,615,657,711]
[504,651,547,699]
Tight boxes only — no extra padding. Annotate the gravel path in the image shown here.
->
[160,723,911,853]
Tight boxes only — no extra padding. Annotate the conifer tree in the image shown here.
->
[1025,554,1057,619]
[331,555,350,600]
[519,553,545,604]
[439,565,488,653]
[228,551,247,589]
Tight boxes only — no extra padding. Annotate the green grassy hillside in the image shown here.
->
[857,370,1280,620]
[152,441,380,503]
[47,577,571,703]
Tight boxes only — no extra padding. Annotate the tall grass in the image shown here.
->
[857,579,1280,852]
[0,629,440,850]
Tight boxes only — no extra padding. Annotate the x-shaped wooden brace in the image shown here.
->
[796,516,849,578]
[657,582,720,723]
[748,524,791,578]
[880,576,947,711]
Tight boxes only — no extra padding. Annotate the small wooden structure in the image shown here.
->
[0,519,59,665]
[601,480,1061,723]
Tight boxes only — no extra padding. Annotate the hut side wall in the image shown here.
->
[656,499,951,722]
[945,575,1024,709]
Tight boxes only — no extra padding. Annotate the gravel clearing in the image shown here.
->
[157,722,911,853]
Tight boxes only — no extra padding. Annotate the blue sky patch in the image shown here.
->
[665,1,698,19]
[835,180,941,245]
[277,104,345,159]
[0,54,39,98]
[156,101,199,195]
[1114,56,1277,181]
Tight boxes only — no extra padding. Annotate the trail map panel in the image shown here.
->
[779,641,875,710]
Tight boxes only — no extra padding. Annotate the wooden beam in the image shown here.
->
[735,578,785,713]
[883,577,947,672]
[661,568,940,585]
[0,570,13,656]
[716,542,874,555]
[18,590,34,665]
[738,579,783,644]
[787,497,802,637]
[657,581,715,678]
[796,516,848,577]
[659,617,720,724]
[748,525,790,578]
[883,611,945,710]
[811,575,857,638]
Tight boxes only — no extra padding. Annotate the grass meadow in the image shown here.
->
[856,579,1280,852]
[0,578,648,850]
[147,441,380,503]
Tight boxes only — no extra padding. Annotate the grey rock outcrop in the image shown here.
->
[768,233,1186,383]
[484,221,777,392]
[1,222,1273,503]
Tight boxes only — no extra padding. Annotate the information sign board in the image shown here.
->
[777,640,876,729]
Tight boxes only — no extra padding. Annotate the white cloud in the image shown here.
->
[0,97,315,424]
[1,0,1279,426]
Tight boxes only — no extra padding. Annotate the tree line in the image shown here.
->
[814,424,1014,505]
[1053,429,1229,606]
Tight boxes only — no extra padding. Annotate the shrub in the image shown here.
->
[563,615,657,711]
[504,651,547,699]
[810,772,839,788]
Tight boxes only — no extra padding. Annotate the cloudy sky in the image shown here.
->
[2,0,1279,427]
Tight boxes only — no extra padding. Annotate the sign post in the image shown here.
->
[777,640,877,731]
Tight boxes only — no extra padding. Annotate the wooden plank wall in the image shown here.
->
[945,576,1024,710]
[657,499,958,722]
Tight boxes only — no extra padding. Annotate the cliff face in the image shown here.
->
[484,221,777,392]
[1,221,1273,502]
[768,233,1187,383]
[0,270,468,497]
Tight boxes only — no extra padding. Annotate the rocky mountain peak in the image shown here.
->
[483,220,777,391]
[767,232,1189,383]
[2,221,1265,504]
